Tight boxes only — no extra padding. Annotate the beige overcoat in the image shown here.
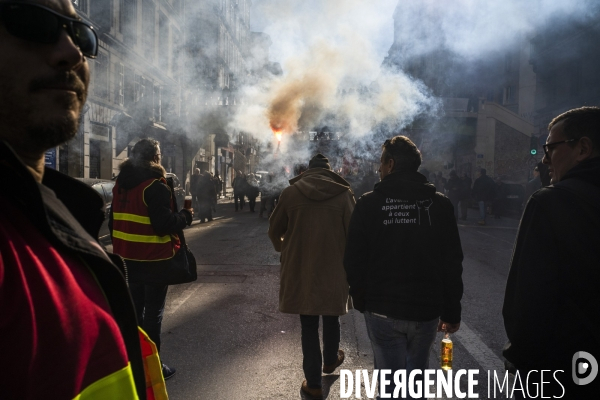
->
[268,168,356,316]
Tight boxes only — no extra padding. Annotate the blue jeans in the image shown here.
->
[364,312,438,399]
[478,200,486,221]
[129,283,168,352]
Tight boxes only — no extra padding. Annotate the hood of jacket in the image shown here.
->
[289,168,351,201]
[561,156,600,188]
[374,170,436,199]
[117,158,166,190]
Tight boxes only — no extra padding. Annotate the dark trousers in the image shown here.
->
[300,315,340,388]
[259,195,274,216]
[129,283,168,352]
[248,196,257,212]
[459,199,469,219]
[234,193,245,210]
[198,199,213,222]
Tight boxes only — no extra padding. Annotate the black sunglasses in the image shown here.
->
[0,2,98,58]
[542,139,576,157]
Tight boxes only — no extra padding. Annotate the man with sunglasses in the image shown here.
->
[0,1,146,399]
[503,107,600,398]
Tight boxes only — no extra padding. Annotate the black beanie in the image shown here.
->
[308,153,331,170]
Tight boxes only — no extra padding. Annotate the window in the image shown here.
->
[93,52,109,99]
[122,0,137,46]
[159,13,169,73]
[504,86,513,104]
[115,63,124,106]
[124,66,134,106]
[143,2,156,62]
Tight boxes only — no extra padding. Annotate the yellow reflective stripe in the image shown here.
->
[113,212,151,224]
[113,230,172,244]
[73,363,138,400]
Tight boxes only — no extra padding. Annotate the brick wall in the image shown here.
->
[494,120,530,183]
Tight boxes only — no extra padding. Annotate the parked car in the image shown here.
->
[76,178,115,239]
[166,172,185,208]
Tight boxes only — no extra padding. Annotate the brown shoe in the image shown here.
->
[323,349,345,374]
[301,380,323,399]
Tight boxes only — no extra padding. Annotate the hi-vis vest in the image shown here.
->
[112,178,180,261]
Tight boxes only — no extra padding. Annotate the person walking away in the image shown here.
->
[344,136,464,399]
[259,172,276,218]
[503,106,600,398]
[459,173,472,220]
[435,171,447,194]
[471,168,496,225]
[0,1,147,396]
[190,168,202,216]
[110,138,192,380]
[214,171,223,199]
[493,177,508,219]
[209,172,218,212]
[444,170,461,219]
[269,154,355,400]
[246,173,260,212]
[232,170,246,211]
[197,171,216,222]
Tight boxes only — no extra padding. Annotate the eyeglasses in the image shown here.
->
[0,2,98,58]
[542,139,576,157]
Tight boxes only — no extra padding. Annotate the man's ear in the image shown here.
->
[577,137,596,161]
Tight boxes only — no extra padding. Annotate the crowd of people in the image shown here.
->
[0,2,598,398]
[267,107,600,399]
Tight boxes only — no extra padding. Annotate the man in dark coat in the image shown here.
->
[197,171,216,222]
[471,168,496,225]
[345,136,464,398]
[444,170,461,218]
[503,107,600,399]
[232,170,247,211]
[190,168,202,213]
[459,173,472,220]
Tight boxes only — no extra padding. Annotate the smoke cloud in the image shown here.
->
[232,0,436,150]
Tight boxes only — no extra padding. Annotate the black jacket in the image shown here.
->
[472,174,496,202]
[109,159,188,283]
[0,141,146,399]
[503,157,600,393]
[344,171,464,323]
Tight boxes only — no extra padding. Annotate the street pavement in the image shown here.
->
[106,200,521,399]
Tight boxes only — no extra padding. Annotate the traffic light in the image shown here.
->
[530,136,538,155]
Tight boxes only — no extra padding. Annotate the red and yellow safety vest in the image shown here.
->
[112,178,181,261]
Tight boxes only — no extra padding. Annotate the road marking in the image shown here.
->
[454,321,505,372]
[472,229,516,246]
[458,224,518,230]
[166,283,203,316]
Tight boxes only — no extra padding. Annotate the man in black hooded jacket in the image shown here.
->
[503,107,600,399]
[344,136,463,399]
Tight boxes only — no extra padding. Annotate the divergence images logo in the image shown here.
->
[572,351,598,386]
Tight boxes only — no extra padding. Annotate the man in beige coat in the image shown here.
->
[268,154,355,400]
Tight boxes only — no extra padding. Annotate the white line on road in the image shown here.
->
[472,229,516,246]
[454,321,505,372]
[166,283,203,316]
